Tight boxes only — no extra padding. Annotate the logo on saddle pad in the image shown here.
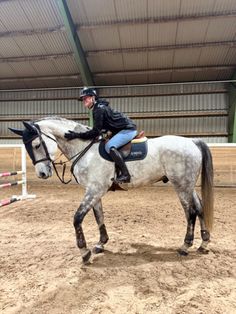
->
[99,137,148,162]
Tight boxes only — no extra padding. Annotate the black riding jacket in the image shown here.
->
[78,99,136,140]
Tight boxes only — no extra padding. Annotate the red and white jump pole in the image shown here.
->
[0,144,36,207]
[0,196,22,207]
[0,180,24,189]
[0,170,23,178]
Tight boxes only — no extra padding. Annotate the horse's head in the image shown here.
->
[9,121,58,179]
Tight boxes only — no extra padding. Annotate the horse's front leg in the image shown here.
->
[74,191,102,264]
[92,199,109,254]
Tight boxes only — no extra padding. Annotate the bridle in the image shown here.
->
[24,124,96,184]
[23,124,54,166]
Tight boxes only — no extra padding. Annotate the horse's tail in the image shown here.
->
[194,140,214,231]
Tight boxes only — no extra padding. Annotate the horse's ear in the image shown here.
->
[8,127,24,137]
[23,121,35,132]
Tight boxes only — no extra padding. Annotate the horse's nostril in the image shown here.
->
[39,171,47,178]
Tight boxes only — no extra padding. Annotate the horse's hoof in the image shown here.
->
[82,250,92,264]
[93,245,104,254]
[177,248,188,256]
[197,247,209,254]
[101,236,109,245]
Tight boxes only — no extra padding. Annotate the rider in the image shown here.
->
[64,87,137,183]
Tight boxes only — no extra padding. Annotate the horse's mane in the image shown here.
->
[34,116,91,132]
[34,116,74,123]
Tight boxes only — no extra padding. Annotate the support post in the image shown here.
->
[0,144,36,202]
[229,74,236,143]
[21,145,27,197]
[56,0,94,86]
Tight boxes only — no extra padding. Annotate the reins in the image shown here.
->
[52,156,72,184]
[70,138,97,175]
[52,138,97,184]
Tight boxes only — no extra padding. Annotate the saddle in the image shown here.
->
[99,131,169,191]
[99,131,148,162]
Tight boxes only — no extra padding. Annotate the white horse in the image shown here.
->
[10,117,214,264]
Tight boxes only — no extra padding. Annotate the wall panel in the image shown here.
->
[0,82,229,143]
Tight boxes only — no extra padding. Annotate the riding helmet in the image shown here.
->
[79,87,97,100]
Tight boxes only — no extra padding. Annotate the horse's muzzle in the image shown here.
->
[36,163,53,179]
[38,171,51,179]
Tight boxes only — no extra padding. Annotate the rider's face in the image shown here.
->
[82,96,94,109]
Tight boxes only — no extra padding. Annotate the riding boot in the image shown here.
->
[109,147,131,183]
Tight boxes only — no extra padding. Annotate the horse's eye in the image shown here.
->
[35,144,41,150]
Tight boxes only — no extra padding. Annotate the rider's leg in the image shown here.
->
[105,129,137,153]
[109,147,131,183]
[105,129,137,183]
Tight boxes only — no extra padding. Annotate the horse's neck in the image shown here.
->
[39,119,89,158]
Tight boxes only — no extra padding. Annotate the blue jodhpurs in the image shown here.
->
[105,129,137,153]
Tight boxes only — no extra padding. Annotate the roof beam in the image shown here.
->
[0,26,65,38]
[87,40,236,56]
[0,74,79,82]
[78,10,236,29]
[56,0,94,86]
[0,53,73,63]
[0,65,234,80]
[94,65,236,77]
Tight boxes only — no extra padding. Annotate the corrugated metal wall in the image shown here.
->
[0,82,229,143]
[105,94,228,113]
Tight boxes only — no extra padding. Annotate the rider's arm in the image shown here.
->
[64,107,105,140]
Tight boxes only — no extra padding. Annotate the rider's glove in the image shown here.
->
[64,130,81,140]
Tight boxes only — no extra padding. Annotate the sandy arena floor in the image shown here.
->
[0,180,235,314]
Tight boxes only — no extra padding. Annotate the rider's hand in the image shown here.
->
[64,130,80,140]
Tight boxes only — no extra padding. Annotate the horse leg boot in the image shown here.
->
[195,194,210,254]
[189,192,210,254]
[178,208,197,256]
[74,205,92,264]
[109,147,131,183]
[92,200,109,254]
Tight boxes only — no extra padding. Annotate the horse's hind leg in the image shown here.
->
[92,199,109,254]
[176,190,198,256]
[194,194,211,254]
